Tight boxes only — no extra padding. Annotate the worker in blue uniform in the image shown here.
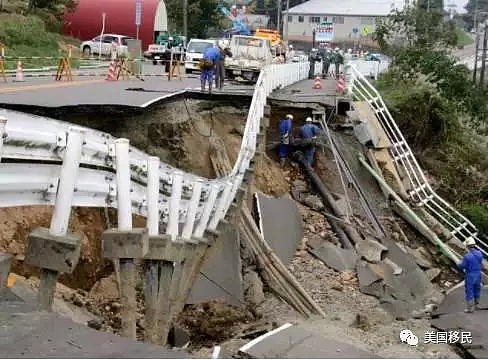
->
[277,114,293,167]
[200,46,220,94]
[458,238,483,313]
[298,117,321,167]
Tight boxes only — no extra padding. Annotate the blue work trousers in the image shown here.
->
[200,68,214,84]
[278,143,289,159]
[304,146,316,166]
[465,272,482,301]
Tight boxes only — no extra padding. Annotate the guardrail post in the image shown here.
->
[0,116,7,158]
[25,128,85,311]
[102,138,148,340]
[143,156,161,343]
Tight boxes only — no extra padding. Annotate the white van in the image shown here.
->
[184,39,218,73]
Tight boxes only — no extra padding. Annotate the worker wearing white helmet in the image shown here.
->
[286,44,295,63]
[277,114,295,167]
[215,40,232,89]
[299,116,321,167]
[458,237,483,313]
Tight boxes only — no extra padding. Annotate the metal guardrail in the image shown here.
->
[0,60,314,239]
[348,64,485,255]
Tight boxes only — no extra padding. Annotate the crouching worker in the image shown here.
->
[278,114,293,167]
[200,46,220,94]
[458,238,483,313]
[298,117,321,167]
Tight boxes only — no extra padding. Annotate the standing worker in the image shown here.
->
[215,40,232,90]
[322,49,331,79]
[278,114,294,167]
[335,48,344,77]
[458,238,483,313]
[298,117,321,167]
[200,45,220,94]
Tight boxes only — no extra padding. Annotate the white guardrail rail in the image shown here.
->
[0,61,315,240]
[347,64,485,256]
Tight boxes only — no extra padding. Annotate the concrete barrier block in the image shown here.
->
[0,252,13,292]
[145,235,192,261]
[26,227,82,274]
[102,228,148,259]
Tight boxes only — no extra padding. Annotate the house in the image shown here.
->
[283,0,405,44]
[63,0,168,49]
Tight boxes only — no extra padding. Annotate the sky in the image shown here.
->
[451,0,468,12]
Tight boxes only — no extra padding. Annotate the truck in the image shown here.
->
[224,35,273,82]
[143,32,187,71]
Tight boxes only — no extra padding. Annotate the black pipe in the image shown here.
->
[295,153,353,249]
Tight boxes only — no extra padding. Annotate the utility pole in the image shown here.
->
[474,24,480,83]
[183,0,188,39]
[283,0,290,42]
[479,23,488,87]
[277,0,282,34]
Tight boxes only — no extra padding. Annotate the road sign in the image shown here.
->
[135,0,142,26]
[315,22,334,42]
[361,26,371,36]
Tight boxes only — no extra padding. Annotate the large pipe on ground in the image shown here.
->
[298,154,364,248]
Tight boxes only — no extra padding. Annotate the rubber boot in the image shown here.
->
[208,83,212,95]
[280,158,286,168]
[465,300,474,313]
[201,80,205,92]
[475,298,480,310]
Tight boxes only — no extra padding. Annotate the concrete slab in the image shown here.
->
[239,323,377,358]
[355,237,388,263]
[433,286,488,316]
[188,226,243,306]
[255,193,304,266]
[0,297,191,358]
[309,242,358,272]
[267,79,337,107]
[431,311,488,358]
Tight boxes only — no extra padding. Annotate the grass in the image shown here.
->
[455,26,474,47]
[0,13,82,70]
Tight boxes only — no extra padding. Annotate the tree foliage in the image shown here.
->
[463,0,488,29]
[166,0,220,38]
[375,6,487,128]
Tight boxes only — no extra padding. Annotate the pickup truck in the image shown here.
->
[224,35,273,82]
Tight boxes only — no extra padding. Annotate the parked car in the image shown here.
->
[291,50,308,62]
[184,39,218,73]
[80,34,133,57]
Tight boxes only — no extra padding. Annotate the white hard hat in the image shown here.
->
[306,117,312,122]
[335,47,339,51]
[168,36,174,41]
[286,114,294,119]
[347,48,352,53]
[464,238,476,247]
[289,44,293,49]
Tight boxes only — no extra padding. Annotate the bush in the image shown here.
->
[0,13,80,69]
[462,203,488,235]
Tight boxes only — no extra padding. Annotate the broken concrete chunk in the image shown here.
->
[309,242,358,272]
[356,260,382,287]
[426,268,441,282]
[243,270,265,306]
[355,238,388,263]
[383,258,403,275]
[301,194,325,211]
[407,247,433,269]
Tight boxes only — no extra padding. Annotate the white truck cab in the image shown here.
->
[184,39,218,73]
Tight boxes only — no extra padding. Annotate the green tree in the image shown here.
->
[464,0,488,29]
[166,0,220,38]
[417,0,444,12]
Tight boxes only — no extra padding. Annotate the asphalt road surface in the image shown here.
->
[0,62,256,108]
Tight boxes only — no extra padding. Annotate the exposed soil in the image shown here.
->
[0,99,464,358]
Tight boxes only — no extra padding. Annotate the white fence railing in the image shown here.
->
[348,64,485,255]
[0,61,315,240]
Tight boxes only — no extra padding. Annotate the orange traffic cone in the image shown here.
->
[313,76,322,89]
[14,61,24,82]
[336,75,345,94]
[105,61,117,81]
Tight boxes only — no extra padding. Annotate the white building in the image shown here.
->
[284,0,405,44]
